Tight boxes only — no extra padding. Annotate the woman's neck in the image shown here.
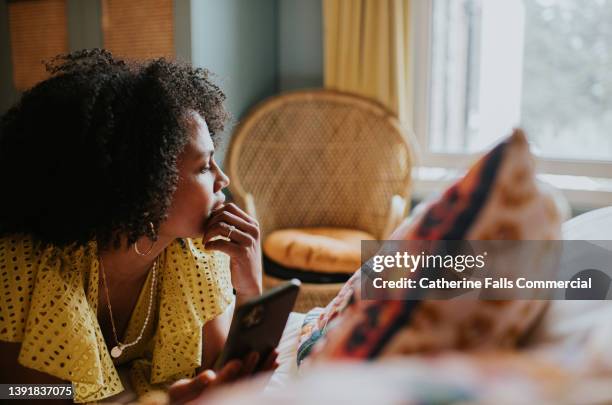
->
[98,234,175,283]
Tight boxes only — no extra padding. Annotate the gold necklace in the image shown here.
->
[99,257,158,359]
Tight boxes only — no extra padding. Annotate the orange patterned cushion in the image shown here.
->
[298,129,562,363]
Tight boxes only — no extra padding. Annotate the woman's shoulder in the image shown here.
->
[0,234,96,342]
[0,235,38,342]
[0,234,43,341]
[0,233,97,268]
[160,237,233,321]
[0,234,124,401]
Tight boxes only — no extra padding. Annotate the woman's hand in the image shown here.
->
[203,203,262,304]
[168,351,279,405]
[168,359,242,405]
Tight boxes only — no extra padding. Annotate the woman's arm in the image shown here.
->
[199,201,264,371]
[172,293,278,404]
[199,299,235,371]
[0,341,73,405]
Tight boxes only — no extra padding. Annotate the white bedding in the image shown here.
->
[265,312,306,392]
[198,302,612,404]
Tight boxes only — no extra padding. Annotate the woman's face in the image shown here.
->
[159,111,230,239]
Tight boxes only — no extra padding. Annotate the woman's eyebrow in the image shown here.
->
[198,149,214,161]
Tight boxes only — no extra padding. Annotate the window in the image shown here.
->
[413,0,612,181]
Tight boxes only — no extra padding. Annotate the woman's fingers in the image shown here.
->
[203,220,253,246]
[260,350,279,372]
[167,361,246,404]
[202,239,240,257]
[203,202,263,301]
[194,369,218,387]
[239,351,260,378]
[203,207,260,254]
[168,370,217,404]
[221,202,259,227]
[169,354,278,403]
[205,209,259,240]
[210,359,243,386]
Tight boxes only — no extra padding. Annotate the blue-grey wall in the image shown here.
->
[67,0,103,51]
[174,0,192,62]
[278,0,323,91]
[189,0,324,119]
[189,0,278,166]
[191,0,278,122]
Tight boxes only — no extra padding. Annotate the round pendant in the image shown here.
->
[111,346,123,358]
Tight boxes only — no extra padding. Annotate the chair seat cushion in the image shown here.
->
[263,227,376,274]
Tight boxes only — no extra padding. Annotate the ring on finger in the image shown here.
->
[226,225,236,240]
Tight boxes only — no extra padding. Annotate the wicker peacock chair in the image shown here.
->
[225,89,415,312]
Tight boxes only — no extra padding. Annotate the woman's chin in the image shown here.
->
[201,214,214,230]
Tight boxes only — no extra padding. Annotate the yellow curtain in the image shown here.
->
[323,0,413,125]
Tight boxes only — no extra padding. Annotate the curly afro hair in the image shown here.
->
[0,49,230,249]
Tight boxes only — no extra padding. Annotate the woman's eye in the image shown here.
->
[200,166,211,173]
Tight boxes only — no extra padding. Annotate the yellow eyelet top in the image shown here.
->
[0,234,234,403]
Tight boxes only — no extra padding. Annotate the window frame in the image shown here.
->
[410,0,612,179]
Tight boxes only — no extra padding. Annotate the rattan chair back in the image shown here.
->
[226,90,414,239]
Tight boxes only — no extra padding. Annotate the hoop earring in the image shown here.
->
[133,222,156,256]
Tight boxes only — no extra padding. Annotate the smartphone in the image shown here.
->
[214,279,301,371]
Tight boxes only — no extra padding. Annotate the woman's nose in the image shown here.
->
[215,167,230,191]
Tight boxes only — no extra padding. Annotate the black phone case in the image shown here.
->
[214,279,300,370]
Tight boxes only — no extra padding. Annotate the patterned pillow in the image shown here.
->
[297,129,562,364]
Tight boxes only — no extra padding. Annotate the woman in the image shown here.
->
[0,49,275,404]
